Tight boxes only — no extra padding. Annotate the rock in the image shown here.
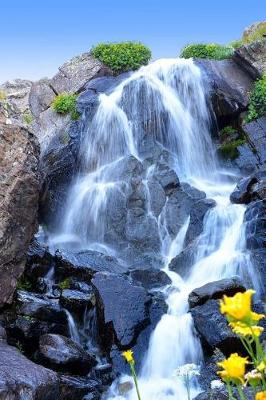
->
[59,375,101,400]
[0,123,39,307]
[92,273,149,348]
[93,363,114,386]
[196,59,253,126]
[169,241,196,278]
[38,334,96,374]
[55,250,126,281]
[0,340,59,399]
[249,250,266,295]
[191,299,240,354]
[16,291,67,325]
[60,289,96,315]
[230,170,266,204]
[234,143,259,173]
[51,53,112,95]
[185,199,216,245]
[242,117,266,168]
[29,79,56,118]
[194,390,227,400]
[244,200,266,250]
[233,38,266,79]
[188,277,246,308]
[0,79,32,124]
[129,268,171,290]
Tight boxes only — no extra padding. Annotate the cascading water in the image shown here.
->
[54,58,262,399]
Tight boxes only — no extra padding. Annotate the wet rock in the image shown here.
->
[249,250,266,294]
[60,289,96,315]
[94,363,114,386]
[129,268,171,290]
[0,123,40,307]
[244,200,266,250]
[188,277,246,308]
[16,291,67,325]
[242,117,266,168]
[0,340,59,399]
[92,273,150,348]
[169,241,197,278]
[191,299,240,354]
[185,199,216,245]
[55,250,126,281]
[234,143,259,174]
[38,334,96,374]
[196,59,253,126]
[194,390,227,400]
[230,170,266,204]
[59,375,101,400]
[152,163,180,195]
[233,38,266,79]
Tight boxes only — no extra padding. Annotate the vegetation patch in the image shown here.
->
[58,278,71,290]
[243,21,266,44]
[218,139,246,160]
[220,126,237,137]
[0,90,6,100]
[91,41,152,74]
[16,276,33,291]
[180,43,233,60]
[246,74,266,122]
[51,93,80,120]
[23,112,34,125]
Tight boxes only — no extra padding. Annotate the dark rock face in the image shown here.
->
[0,340,59,399]
[169,241,196,278]
[59,375,101,400]
[92,273,150,348]
[129,268,171,290]
[233,39,266,79]
[0,123,40,307]
[185,199,216,245]
[188,277,246,308]
[60,289,95,315]
[242,117,266,168]
[38,334,96,374]
[230,169,266,204]
[191,299,239,354]
[196,59,253,126]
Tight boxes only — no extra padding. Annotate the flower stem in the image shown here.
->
[130,363,142,400]
[236,385,247,400]
[226,382,237,400]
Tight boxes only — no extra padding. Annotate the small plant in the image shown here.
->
[16,276,32,291]
[23,112,34,125]
[173,363,200,400]
[218,139,246,160]
[58,278,71,290]
[243,22,266,44]
[0,90,6,100]
[91,42,151,74]
[229,39,244,49]
[220,126,236,137]
[217,289,266,399]
[246,74,266,122]
[122,350,142,400]
[180,43,233,60]
[51,93,80,120]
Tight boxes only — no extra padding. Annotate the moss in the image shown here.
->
[218,139,246,160]
[23,112,34,125]
[51,93,80,120]
[0,90,6,100]
[220,126,236,137]
[243,22,266,44]
[91,41,151,74]
[180,43,233,60]
[246,74,266,122]
[58,278,71,290]
[16,276,33,291]
[229,39,244,49]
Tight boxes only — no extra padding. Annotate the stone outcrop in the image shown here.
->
[233,38,266,79]
[0,79,32,124]
[0,123,40,307]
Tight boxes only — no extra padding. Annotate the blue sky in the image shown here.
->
[1,0,265,82]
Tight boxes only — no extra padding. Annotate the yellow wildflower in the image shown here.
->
[220,290,265,323]
[230,321,264,337]
[257,360,266,373]
[217,353,249,384]
[256,392,266,400]
[122,350,134,364]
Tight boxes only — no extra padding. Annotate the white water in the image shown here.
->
[56,59,261,399]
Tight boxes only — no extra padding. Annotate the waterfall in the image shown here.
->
[54,58,261,399]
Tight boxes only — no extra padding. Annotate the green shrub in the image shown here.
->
[51,93,80,120]
[243,22,266,44]
[246,74,266,122]
[91,41,152,74]
[23,112,33,125]
[229,39,244,49]
[180,43,233,60]
[220,126,236,136]
[16,276,32,291]
[218,139,246,160]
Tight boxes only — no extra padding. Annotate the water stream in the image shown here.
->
[53,59,261,399]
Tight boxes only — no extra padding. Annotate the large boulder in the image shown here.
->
[92,273,150,349]
[242,117,266,168]
[0,340,59,399]
[196,59,253,126]
[0,123,39,307]
[233,38,266,79]
[230,169,266,204]
[0,79,32,124]
[38,334,96,374]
